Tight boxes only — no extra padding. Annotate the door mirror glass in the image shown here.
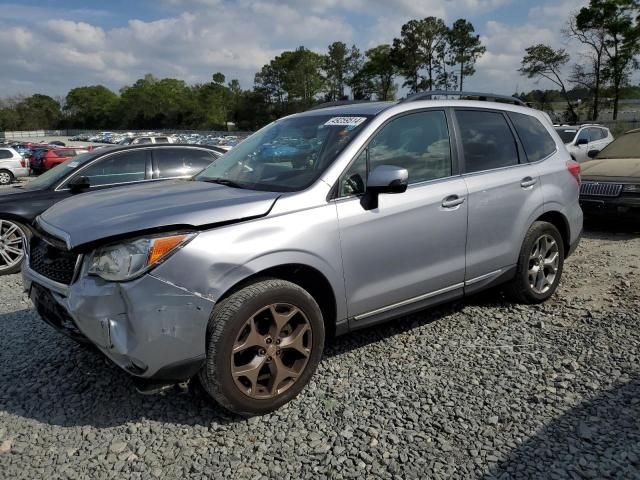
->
[576,137,589,146]
[68,175,90,193]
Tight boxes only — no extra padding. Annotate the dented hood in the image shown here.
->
[37,179,280,249]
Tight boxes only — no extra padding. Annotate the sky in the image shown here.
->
[0,0,590,99]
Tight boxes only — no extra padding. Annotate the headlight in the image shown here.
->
[87,233,195,281]
[622,184,640,193]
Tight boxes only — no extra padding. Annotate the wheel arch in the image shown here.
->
[535,210,570,257]
[216,263,340,338]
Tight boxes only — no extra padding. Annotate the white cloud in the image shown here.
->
[0,0,603,98]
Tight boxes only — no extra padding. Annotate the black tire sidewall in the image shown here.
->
[517,222,565,302]
[207,281,325,415]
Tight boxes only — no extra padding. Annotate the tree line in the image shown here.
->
[0,16,485,132]
[519,0,640,122]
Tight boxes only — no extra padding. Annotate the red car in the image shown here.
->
[34,148,89,173]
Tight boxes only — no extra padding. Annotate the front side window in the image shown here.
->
[588,127,606,141]
[576,128,590,143]
[155,148,218,178]
[508,112,556,162]
[75,150,147,187]
[456,110,519,173]
[197,114,371,192]
[340,110,452,196]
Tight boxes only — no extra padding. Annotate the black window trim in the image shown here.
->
[150,146,220,180]
[506,111,558,164]
[56,148,153,191]
[452,107,555,175]
[331,107,460,200]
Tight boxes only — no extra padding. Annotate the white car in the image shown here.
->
[130,136,175,145]
[0,147,29,185]
[554,124,614,163]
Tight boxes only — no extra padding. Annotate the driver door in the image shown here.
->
[334,110,468,327]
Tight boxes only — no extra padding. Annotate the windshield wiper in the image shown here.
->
[200,177,244,189]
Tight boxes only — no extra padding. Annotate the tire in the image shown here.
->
[0,170,14,185]
[199,278,325,416]
[506,221,565,304]
[0,219,27,275]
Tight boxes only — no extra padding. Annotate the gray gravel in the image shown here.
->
[0,220,639,479]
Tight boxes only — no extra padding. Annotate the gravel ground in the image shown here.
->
[0,219,639,479]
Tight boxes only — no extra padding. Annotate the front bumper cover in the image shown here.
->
[24,265,215,381]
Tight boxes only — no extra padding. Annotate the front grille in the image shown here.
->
[580,182,623,197]
[29,236,78,285]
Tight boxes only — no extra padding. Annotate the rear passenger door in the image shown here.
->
[152,148,220,179]
[455,109,545,286]
[335,110,468,324]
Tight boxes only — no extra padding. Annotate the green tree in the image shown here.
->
[64,85,118,128]
[324,42,363,101]
[361,45,397,100]
[519,44,577,122]
[391,17,448,92]
[449,19,486,91]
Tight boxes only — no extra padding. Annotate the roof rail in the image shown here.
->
[401,90,526,107]
[306,100,376,111]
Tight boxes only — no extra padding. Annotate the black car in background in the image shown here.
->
[0,144,223,275]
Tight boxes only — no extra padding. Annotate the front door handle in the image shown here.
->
[442,195,465,209]
[520,177,538,189]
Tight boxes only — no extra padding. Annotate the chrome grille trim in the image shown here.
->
[580,182,623,197]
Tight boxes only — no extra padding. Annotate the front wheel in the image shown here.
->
[199,279,325,416]
[0,170,14,185]
[506,221,565,304]
[0,219,27,275]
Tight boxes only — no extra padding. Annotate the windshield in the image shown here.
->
[596,131,640,159]
[555,128,577,144]
[196,114,372,192]
[25,152,95,189]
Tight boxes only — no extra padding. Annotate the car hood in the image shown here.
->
[37,180,280,249]
[581,157,640,181]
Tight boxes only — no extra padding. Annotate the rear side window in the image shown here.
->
[154,148,218,178]
[155,137,169,143]
[456,110,519,173]
[0,149,13,159]
[588,127,607,141]
[508,112,556,162]
[54,150,75,157]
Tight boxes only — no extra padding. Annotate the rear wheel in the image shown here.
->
[199,279,325,416]
[0,219,27,275]
[0,170,13,185]
[506,221,565,304]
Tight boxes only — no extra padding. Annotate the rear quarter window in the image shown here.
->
[508,112,556,162]
[0,149,13,159]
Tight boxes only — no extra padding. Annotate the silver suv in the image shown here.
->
[24,92,583,415]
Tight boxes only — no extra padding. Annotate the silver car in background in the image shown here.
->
[0,147,29,185]
[24,92,583,415]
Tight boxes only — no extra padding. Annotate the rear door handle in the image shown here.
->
[441,195,465,209]
[520,177,538,189]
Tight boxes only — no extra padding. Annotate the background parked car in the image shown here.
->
[39,148,89,173]
[130,135,175,145]
[0,144,223,275]
[554,124,614,162]
[579,128,640,219]
[0,147,29,185]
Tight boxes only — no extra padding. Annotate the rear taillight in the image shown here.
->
[567,160,581,185]
[19,158,26,168]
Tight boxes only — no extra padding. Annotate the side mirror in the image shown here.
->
[68,175,90,193]
[361,165,408,210]
[587,149,600,159]
[575,138,589,146]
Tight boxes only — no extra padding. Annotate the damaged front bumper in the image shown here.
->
[23,264,215,381]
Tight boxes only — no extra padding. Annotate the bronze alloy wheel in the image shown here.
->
[528,234,559,294]
[231,303,312,399]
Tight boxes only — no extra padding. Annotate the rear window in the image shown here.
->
[508,112,556,162]
[555,128,577,144]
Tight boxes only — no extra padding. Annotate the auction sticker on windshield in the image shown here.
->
[324,117,367,127]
